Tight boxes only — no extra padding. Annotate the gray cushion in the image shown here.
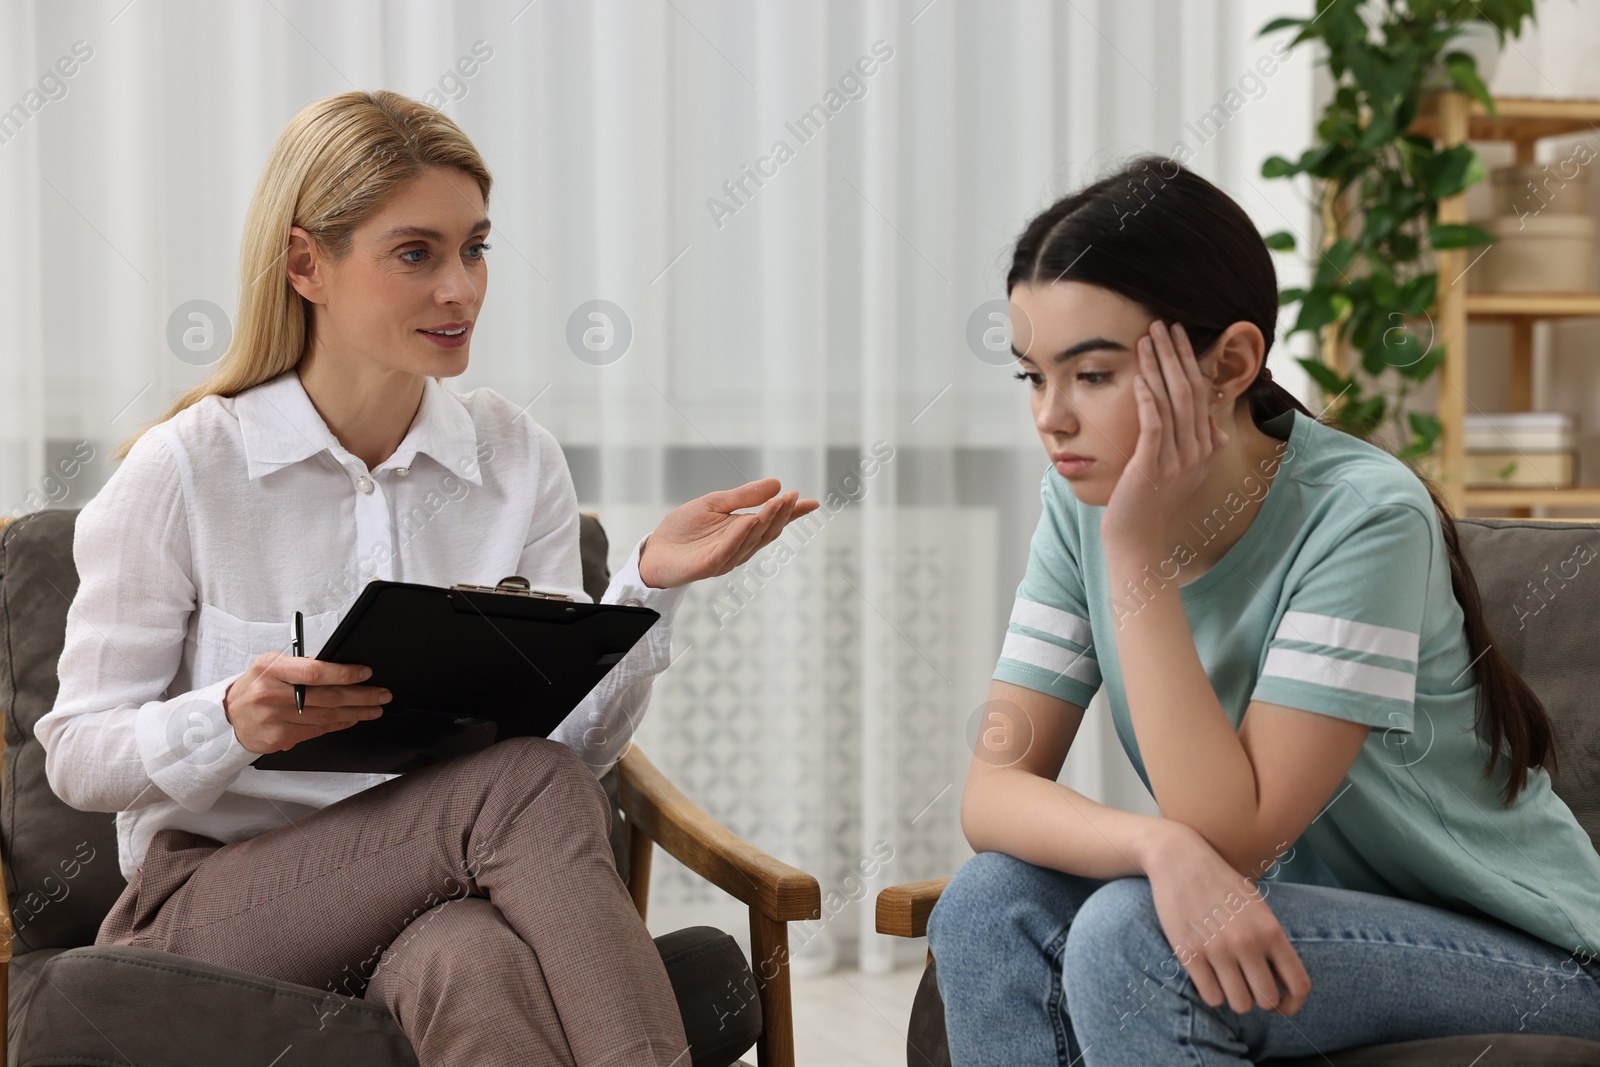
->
[18,945,419,1067]
[17,927,758,1067]
[6,949,65,1067]
[0,509,125,951]
[1455,518,1600,851]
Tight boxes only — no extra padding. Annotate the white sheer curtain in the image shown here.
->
[0,0,1316,973]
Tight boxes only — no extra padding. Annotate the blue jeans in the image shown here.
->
[926,850,1600,1066]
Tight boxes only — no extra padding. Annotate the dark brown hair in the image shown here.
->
[1007,153,1558,806]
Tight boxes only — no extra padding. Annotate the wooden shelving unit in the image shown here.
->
[1411,93,1600,516]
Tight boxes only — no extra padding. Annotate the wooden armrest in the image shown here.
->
[618,746,820,923]
[875,877,950,938]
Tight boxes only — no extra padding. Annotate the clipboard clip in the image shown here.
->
[448,575,576,601]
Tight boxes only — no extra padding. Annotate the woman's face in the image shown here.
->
[295,165,490,377]
[1010,280,1212,508]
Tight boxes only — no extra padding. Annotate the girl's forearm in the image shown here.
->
[960,767,1190,881]
[1106,543,1259,859]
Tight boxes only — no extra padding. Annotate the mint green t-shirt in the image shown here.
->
[992,407,1600,959]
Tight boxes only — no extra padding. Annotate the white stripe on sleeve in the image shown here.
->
[999,631,1101,687]
[1261,647,1415,703]
[1009,597,1093,648]
[1275,610,1420,663]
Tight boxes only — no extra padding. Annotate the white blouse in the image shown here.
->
[36,367,688,881]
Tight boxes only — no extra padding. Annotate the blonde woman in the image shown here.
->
[37,89,817,1067]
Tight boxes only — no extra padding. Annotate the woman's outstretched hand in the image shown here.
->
[1145,822,1311,1017]
[1101,320,1228,550]
[637,478,821,589]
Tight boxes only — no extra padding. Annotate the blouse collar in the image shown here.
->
[235,368,482,485]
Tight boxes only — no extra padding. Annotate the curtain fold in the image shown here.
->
[0,0,1316,973]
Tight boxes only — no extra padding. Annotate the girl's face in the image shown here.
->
[1010,281,1213,508]
[292,165,491,377]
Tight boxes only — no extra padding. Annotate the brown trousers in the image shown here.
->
[96,736,691,1067]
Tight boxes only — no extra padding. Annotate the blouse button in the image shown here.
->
[396,466,410,476]
[356,476,374,494]
[621,596,644,608]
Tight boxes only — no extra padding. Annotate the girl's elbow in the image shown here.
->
[957,778,992,852]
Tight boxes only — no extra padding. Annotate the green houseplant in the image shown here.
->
[1257,0,1537,462]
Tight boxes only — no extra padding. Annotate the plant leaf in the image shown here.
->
[1430,222,1494,249]
[1400,273,1438,316]
[1295,355,1348,396]
[1258,16,1306,34]
[1444,51,1498,119]
[1427,144,1486,200]
[1262,155,1298,179]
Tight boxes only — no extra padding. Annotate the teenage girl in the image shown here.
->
[39,89,816,1067]
[926,154,1600,1066]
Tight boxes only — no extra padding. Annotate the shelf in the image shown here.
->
[1466,292,1600,320]
[1409,94,1600,143]
[1405,93,1600,516]
[1463,486,1600,509]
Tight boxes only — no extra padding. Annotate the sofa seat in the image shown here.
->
[15,926,759,1067]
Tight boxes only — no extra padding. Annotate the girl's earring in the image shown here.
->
[1215,391,1225,399]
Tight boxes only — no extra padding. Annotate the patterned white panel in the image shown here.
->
[634,506,997,971]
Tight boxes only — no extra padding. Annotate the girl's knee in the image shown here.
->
[1061,878,1166,978]
[929,851,1065,958]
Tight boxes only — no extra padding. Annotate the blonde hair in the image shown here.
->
[112,89,493,461]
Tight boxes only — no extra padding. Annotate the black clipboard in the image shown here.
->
[250,577,660,774]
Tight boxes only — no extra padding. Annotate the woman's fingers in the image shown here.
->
[725,491,791,569]
[731,492,796,568]
[1171,322,1213,454]
[1234,944,1287,1013]
[1268,936,1312,1015]
[1184,952,1229,1011]
[1146,324,1194,464]
[1131,375,1166,480]
[1209,953,1258,1015]
[1137,347,1180,481]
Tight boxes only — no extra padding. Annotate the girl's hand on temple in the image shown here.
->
[1144,822,1312,1018]
[637,478,820,589]
[1101,320,1228,551]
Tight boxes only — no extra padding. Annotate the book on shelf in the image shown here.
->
[1464,411,1578,453]
[1461,450,1577,488]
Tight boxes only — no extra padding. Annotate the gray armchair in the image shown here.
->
[878,516,1600,1067]
[2,506,821,1067]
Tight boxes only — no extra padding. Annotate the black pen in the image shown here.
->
[292,610,305,714]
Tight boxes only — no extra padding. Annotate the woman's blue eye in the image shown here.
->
[400,242,491,265]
